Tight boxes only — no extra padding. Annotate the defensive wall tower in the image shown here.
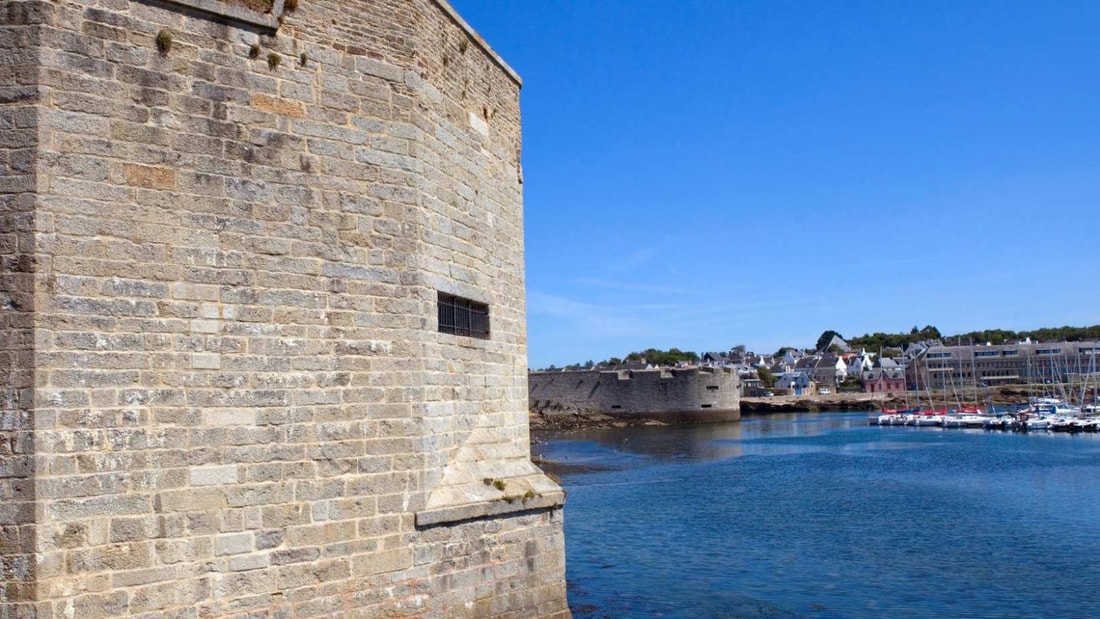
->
[530,367,741,424]
[0,0,568,616]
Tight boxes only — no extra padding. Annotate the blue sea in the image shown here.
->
[534,412,1100,618]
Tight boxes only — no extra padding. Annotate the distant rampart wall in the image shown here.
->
[529,367,740,423]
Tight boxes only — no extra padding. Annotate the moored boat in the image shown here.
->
[982,415,1015,431]
[943,413,989,429]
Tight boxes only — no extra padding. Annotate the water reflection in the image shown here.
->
[546,411,1100,619]
[536,421,746,463]
[534,412,873,466]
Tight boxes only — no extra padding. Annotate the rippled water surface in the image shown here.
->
[534,412,1100,618]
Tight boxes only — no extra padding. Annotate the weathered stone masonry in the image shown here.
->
[530,368,740,424]
[1,0,568,616]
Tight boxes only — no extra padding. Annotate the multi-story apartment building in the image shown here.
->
[907,340,1100,392]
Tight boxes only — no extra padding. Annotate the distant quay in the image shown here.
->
[740,393,906,414]
[741,388,1039,415]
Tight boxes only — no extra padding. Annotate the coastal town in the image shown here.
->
[525,332,1100,433]
[714,335,1100,400]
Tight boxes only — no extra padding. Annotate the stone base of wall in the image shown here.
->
[414,510,570,619]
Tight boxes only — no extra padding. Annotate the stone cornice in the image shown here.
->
[146,1,522,86]
[431,0,522,87]
[415,490,565,528]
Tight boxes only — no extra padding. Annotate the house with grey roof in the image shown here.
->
[812,354,848,387]
[776,371,815,395]
[702,351,733,366]
[820,334,852,353]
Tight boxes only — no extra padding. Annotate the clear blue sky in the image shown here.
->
[449,0,1100,369]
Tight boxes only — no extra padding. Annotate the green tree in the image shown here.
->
[843,323,1100,359]
[757,367,777,389]
[848,325,942,352]
[622,347,699,367]
[919,325,942,339]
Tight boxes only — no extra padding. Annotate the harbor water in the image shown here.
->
[534,412,1100,618]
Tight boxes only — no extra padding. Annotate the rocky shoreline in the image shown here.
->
[739,394,905,414]
[529,409,670,432]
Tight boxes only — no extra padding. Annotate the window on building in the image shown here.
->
[438,292,489,339]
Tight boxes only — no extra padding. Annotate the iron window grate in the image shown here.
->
[438,292,489,339]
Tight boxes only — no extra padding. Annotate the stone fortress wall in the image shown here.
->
[0,0,568,616]
[530,367,741,424]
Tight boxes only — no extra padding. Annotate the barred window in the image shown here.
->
[438,292,489,339]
